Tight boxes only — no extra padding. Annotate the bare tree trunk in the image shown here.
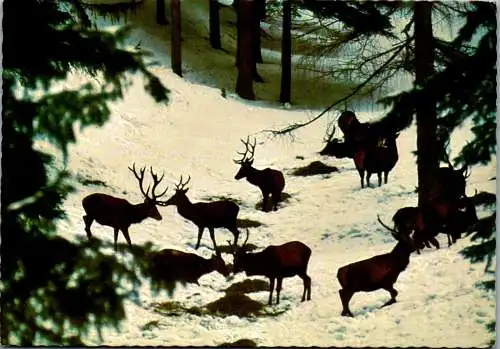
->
[156,0,168,25]
[414,2,437,206]
[252,0,265,82]
[209,0,221,49]
[171,0,182,77]
[236,0,255,100]
[280,0,292,104]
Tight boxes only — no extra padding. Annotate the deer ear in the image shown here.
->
[183,188,189,194]
[248,159,254,166]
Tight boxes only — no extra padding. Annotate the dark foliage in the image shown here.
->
[2,0,173,345]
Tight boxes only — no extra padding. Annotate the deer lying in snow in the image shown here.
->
[228,230,312,305]
[336,217,416,317]
[234,136,285,212]
[164,175,241,252]
[82,163,168,251]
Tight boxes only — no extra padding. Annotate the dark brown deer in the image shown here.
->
[336,218,416,317]
[228,230,312,305]
[82,164,168,251]
[149,249,230,285]
[163,175,240,252]
[234,137,285,212]
[354,132,399,188]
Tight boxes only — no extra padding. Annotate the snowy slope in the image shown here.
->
[39,1,496,346]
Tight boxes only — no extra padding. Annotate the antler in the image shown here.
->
[128,163,169,202]
[234,136,256,164]
[323,122,337,143]
[227,228,250,255]
[128,163,149,198]
[149,166,169,201]
[175,175,191,191]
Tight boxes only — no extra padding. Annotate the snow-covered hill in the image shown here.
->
[40,1,496,346]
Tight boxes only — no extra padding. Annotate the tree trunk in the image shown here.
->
[251,0,265,82]
[171,0,182,77]
[156,0,168,25]
[414,2,437,206]
[280,0,292,104]
[209,0,221,49]
[236,0,255,100]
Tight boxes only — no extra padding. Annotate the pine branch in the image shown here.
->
[265,40,408,135]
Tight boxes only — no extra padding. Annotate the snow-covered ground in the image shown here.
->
[41,1,496,346]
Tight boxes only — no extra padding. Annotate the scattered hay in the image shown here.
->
[140,320,160,332]
[153,301,186,316]
[218,338,257,347]
[75,174,108,187]
[225,279,269,295]
[290,161,339,177]
[237,218,264,228]
[201,195,244,206]
[217,243,259,255]
[295,155,305,160]
[204,293,264,317]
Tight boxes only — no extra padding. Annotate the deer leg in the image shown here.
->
[300,273,312,301]
[228,226,240,247]
[195,226,205,249]
[384,171,389,184]
[208,227,218,252]
[114,228,119,252]
[381,286,398,307]
[122,227,132,247]
[339,288,354,317]
[366,171,373,188]
[83,215,93,240]
[262,191,270,212]
[357,169,365,188]
[276,278,283,304]
[377,172,382,186]
[272,192,281,211]
[268,278,275,305]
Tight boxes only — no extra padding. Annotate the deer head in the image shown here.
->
[377,215,416,251]
[210,253,230,277]
[234,136,256,180]
[163,175,191,206]
[227,228,250,273]
[128,163,169,220]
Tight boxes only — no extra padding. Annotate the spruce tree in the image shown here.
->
[2,0,175,345]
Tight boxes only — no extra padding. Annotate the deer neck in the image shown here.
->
[241,252,267,276]
[175,196,196,220]
[245,167,264,185]
[130,202,152,223]
[390,242,412,270]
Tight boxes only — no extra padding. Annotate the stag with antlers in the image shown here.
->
[234,137,285,212]
[82,163,169,251]
[163,175,241,252]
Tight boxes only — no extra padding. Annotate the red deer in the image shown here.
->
[149,248,229,285]
[354,132,399,188]
[164,175,240,252]
[337,218,416,317]
[234,137,285,212]
[383,194,478,253]
[228,230,312,305]
[82,164,168,251]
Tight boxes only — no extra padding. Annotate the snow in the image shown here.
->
[39,1,496,346]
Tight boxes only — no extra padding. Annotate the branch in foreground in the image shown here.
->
[264,41,409,136]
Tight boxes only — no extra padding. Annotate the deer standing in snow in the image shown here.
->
[234,137,285,212]
[82,163,169,251]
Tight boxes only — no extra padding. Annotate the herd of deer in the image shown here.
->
[81,111,480,317]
